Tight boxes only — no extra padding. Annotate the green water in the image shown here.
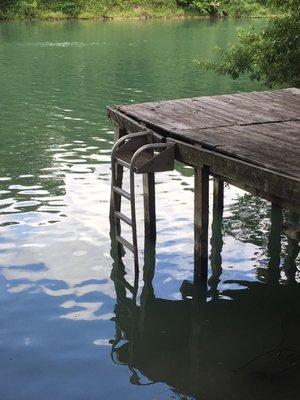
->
[0,19,299,400]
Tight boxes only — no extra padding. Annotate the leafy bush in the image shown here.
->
[16,1,38,18]
[224,0,262,17]
[192,1,220,15]
[176,1,222,15]
[60,1,83,17]
[196,3,300,87]
[0,0,276,19]
[176,1,269,16]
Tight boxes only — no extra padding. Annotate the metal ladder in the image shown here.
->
[111,130,175,280]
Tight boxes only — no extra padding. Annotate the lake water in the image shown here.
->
[0,18,299,400]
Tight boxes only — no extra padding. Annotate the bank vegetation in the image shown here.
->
[0,1,275,20]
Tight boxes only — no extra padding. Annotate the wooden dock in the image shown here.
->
[108,88,300,286]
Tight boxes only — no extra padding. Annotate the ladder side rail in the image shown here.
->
[128,143,172,291]
[129,166,139,296]
[111,131,151,254]
[111,144,124,232]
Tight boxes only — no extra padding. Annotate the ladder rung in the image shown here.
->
[118,277,135,294]
[111,270,136,295]
[116,236,135,252]
[113,186,131,200]
[115,211,133,226]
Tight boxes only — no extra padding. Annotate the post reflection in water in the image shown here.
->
[283,213,300,285]
[110,196,300,400]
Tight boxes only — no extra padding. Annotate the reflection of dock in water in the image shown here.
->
[112,285,300,399]
[109,198,300,400]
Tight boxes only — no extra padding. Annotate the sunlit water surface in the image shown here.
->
[0,19,299,400]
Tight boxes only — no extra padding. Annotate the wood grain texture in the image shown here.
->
[116,88,300,179]
[194,165,209,290]
[108,88,300,207]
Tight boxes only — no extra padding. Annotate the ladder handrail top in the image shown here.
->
[111,130,151,159]
[130,143,173,171]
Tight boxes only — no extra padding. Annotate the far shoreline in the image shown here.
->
[0,13,275,23]
[0,4,277,23]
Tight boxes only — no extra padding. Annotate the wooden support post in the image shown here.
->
[267,203,283,285]
[139,230,156,333]
[209,177,224,299]
[143,172,156,243]
[213,177,224,220]
[194,165,210,294]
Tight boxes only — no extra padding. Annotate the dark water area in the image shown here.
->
[0,18,299,400]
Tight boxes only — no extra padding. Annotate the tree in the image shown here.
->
[195,1,300,87]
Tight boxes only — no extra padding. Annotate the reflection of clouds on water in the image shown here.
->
[59,300,114,321]
[17,42,104,48]
[0,146,118,321]
[1,150,261,315]
[149,175,257,299]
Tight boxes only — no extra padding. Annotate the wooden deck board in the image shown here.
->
[108,88,300,209]
[117,89,300,180]
[178,123,300,178]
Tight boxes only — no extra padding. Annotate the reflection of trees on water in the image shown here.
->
[223,192,299,283]
[223,193,270,247]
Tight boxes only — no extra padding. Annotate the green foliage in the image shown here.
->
[224,0,268,17]
[17,1,38,17]
[191,1,220,16]
[0,0,39,18]
[60,1,83,17]
[0,0,274,19]
[223,193,270,247]
[196,2,300,87]
[176,0,270,16]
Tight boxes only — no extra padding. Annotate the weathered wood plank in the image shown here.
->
[143,173,156,243]
[107,106,148,133]
[108,88,300,210]
[192,96,285,125]
[217,91,300,121]
[110,110,300,179]
[183,125,300,178]
[120,88,300,131]
[107,107,165,142]
[171,139,300,207]
[242,92,300,115]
